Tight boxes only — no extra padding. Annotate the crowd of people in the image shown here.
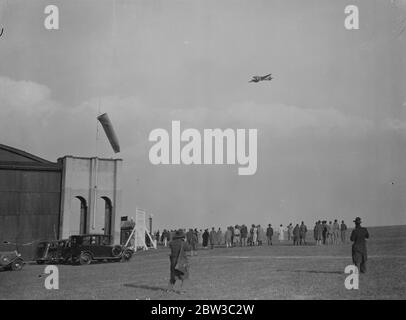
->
[164,217,367,293]
[153,219,349,251]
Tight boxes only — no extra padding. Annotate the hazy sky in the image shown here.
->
[0,0,405,229]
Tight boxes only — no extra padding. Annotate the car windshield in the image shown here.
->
[70,236,82,245]
[101,236,110,245]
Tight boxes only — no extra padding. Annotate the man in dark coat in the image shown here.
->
[350,217,369,273]
[168,229,191,292]
[322,221,327,245]
[340,220,348,244]
[266,224,274,245]
[209,227,217,249]
[293,224,300,245]
[186,228,198,256]
[299,221,307,245]
[202,229,209,248]
[240,225,248,246]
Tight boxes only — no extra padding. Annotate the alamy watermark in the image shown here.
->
[344,265,359,290]
[148,121,258,176]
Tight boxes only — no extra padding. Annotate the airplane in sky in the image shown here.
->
[249,73,273,83]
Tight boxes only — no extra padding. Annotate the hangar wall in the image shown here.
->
[0,145,62,258]
[58,156,123,244]
[0,144,123,259]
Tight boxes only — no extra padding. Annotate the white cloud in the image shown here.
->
[0,76,53,111]
[222,102,373,137]
[382,118,406,132]
[0,76,403,161]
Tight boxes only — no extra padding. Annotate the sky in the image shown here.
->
[0,0,405,229]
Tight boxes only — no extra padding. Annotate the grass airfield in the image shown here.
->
[1,225,405,300]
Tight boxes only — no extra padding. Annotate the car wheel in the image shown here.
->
[121,249,133,262]
[48,252,57,263]
[79,252,92,265]
[11,259,23,271]
[112,245,123,257]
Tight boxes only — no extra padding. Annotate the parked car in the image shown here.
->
[0,251,24,271]
[64,234,134,265]
[35,239,70,265]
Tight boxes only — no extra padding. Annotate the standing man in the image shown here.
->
[164,230,169,247]
[252,225,258,246]
[350,217,369,273]
[257,225,265,246]
[293,224,300,245]
[322,221,327,245]
[278,224,285,242]
[333,219,340,245]
[340,220,347,244]
[216,228,223,246]
[230,225,235,247]
[241,224,248,247]
[202,229,209,249]
[287,223,293,242]
[209,227,217,249]
[225,227,232,248]
[155,230,160,246]
[266,224,274,246]
[299,221,307,245]
[234,225,241,247]
[197,229,203,246]
[186,228,198,256]
[327,221,333,245]
[316,220,323,245]
[186,228,193,248]
[313,222,318,244]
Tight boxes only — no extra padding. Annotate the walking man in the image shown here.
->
[167,229,191,293]
[350,217,369,273]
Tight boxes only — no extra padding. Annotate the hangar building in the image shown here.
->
[0,144,122,259]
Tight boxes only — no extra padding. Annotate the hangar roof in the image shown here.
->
[0,144,61,171]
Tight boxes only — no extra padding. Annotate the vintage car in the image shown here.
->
[64,234,133,265]
[35,239,70,265]
[0,251,24,271]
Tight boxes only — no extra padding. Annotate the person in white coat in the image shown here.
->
[278,224,285,242]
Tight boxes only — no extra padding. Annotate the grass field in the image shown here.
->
[1,225,405,300]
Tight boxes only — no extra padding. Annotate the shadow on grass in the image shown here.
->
[123,283,182,294]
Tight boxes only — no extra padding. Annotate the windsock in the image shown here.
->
[97,113,121,153]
